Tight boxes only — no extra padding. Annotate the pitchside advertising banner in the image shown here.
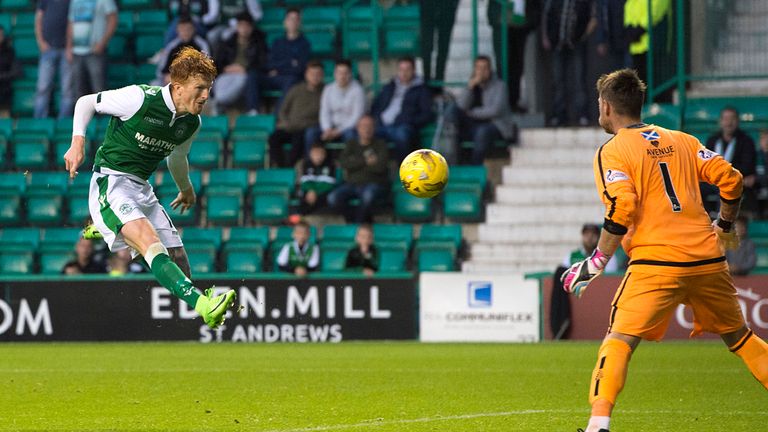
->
[0,277,417,342]
[420,272,541,342]
[542,274,768,340]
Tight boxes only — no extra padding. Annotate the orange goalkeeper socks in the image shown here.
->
[589,338,632,414]
[730,330,768,390]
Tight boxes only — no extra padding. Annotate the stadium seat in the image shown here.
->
[185,244,216,274]
[255,168,295,189]
[642,103,681,130]
[11,86,36,117]
[39,248,74,274]
[301,6,342,32]
[234,114,275,135]
[155,187,197,226]
[135,34,164,61]
[205,186,243,226]
[66,188,91,226]
[0,190,22,226]
[207,168,250,193]
[0,118,12,140]
[13,34,39,63]
[187,138,221,169]
[322,224,358,246]
[42,227,82,248]
[223,243,264,273]
[378,244,408,273]
[26,189,64,226]
[107,63,135,89]
[16,118,56,140]
[117,10,134,34]
[0,14,10,32]
[260,7,286,32]
[443,183,483,221]
[199,115,229,141]
[373,223,413,250]
[416,243,455,272]
[0,250,34,275]
[134,63,157,84]
[133,9,168,33]
[756,248,768,271]
[305,30,337,56]
[383,27,419,56]
[321,245,348,272]
[231,137,267,169]
[54,117,74,140]
[393,186,433,222]
[250,186,290,224]
[120,0,155,10]
[449,165,487,190]
[1,0,31,12]
[0,172,25,193]
[227,226,270,249]
[344,28,374,58]
[14,140,50,170]
[0,227,41,249]
[107,35,130,62]
[29,171,69,192]
[182,227,223,250]
[419,224,462,250]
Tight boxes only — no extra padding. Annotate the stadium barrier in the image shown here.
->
[540,274,768,340]
[0,274,417,342]
[420,272,541,342]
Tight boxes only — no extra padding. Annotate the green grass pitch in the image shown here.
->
[1,341,765,431]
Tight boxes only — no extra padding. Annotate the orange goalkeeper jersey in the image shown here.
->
[593,123,743,276]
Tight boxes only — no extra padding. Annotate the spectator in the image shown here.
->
[164,0,220,45]
[596,0,631,72]
[34,0,75,118]
[419,0,459,87]
[726,216,756,276]
[702,107,758,217]
[624,0,671,88]
[267,60,324,168]
[156,16,211,85]
[206,0,262,50]
[328,115,389,223]
[296,142,337,215]
[108,249,146,276]
[305,59,365,153]
[487,0,541,111]
[345,224,378,277]
[66,0,118,99]
[370,56,434,161]
[62,238,108,274]
[541,0,597,127]
[0,25,22,118]
[212,11,267,114]
[437,55,515,165]
[258,7,311,111]
[561,223,620,274]
[276,221,319,277]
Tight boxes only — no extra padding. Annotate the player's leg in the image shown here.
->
[687,271,768,390]
[168,246,192,279]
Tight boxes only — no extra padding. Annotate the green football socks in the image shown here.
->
[150,253,200,307]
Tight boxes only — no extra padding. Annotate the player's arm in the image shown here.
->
[696,144,743,249]
[65,85,145,178]
[562,144,637,297]
[167,126,199,213]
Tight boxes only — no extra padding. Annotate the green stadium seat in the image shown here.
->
[29,171,69,192]
[383,4,420,23]
[305,30,337,56]
[261,7,286,32]
[187,138,221,169]
[134,63,157,84]
[54,117,73,139]
[107,35,130,61]
[12,34,39,63]
[0,190,22,226]
[642,103,681,130]
[66,188,91,226]
[156,170,202,193]
[156,187,197,226]
[26,189,64,226]
[322,224,358,245]
[11,86,36,117]
[228,226,270,248]
[373,223,413,249]
[0,118,12,140]
[39,248,74,274]
[0,172,25,193]
[321,245,348,272]
[419,224,462,250]
[205,186,243,226]
[223,243,264,273]
[756,248,768,271]
[14,140,50,170]
[749,221,768,239]
[182,227,223,250]
[135,34,164,60]
[0,250,34,275]
[344,28,374,58]
[133,9,168,31]
[42,228,82,248]
[199,115,229,140]
[231,137,267,168]
[443,183,483,221]
[234,114,275,134]
[0,227,41,249]
[53,139,73,169]
[416,243,456,272]
[117,10,134,34]
[255,168,295,189]
[1,0,32,12]
[120,0,155,10]
[107,63,135,89]
[449,165,487,190]
[393,186,433,222]
[185,243,216,274]
[0,14,10,32]
[16,118,56,139]
[383,27,419,56]
[207,168,250,193]
[250,187,290,224]
[378,244,408,273]
[301,6,342,31]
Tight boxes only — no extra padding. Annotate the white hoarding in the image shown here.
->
[420,272,540,342]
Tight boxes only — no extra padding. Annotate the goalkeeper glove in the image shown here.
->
[561,248,611,298]
[712,218,739,250]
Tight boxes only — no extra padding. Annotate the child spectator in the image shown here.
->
[296,142,336,215]
[62,238,107,274]
[345,224,378,276]
[276,221,319,277]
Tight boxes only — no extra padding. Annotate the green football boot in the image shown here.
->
[82,224,103,240]
[195,289,237,329]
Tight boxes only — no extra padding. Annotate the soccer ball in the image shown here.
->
[399,149,449,198]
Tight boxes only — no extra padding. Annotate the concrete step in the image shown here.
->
[712,52,768,74]
[494,185,600,205]
[728,14,768,33]
[720,32,768,52]
[502,166,595,186]
[519,128,609,149]
[734,0,768,14]
[478,222,587,244]
[462,259,555,274]
[510,147,596,167]
[470,243,572,264]
[486,203,604,224]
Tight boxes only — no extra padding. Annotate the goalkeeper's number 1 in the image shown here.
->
[659,162,682,212]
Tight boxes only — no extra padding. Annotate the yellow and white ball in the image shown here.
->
[399,149,449,198]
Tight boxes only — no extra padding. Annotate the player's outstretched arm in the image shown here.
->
[64,94,99,178]
[167,135,196,213]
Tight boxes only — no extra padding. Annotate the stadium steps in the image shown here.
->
[442,0,493,84]
[463,127,607,274]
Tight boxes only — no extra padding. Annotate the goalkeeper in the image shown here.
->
[63,47,235,329]
[562,68,768,432]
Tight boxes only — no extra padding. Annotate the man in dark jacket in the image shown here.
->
[596,0,630,71]
[370,56,434,161]
[328,115,390,223]
[212,12,267,114]
[702,106,758,216]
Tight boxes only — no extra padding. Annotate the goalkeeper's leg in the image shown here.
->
[724,327,768,390]
[584,333,639,432]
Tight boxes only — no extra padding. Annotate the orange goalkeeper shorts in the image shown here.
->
[607,270,745,341]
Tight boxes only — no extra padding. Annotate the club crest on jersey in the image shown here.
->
[698,149,717,161]
[605,169,629,183]
[641,130,660,141]
[174,125,187,138]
